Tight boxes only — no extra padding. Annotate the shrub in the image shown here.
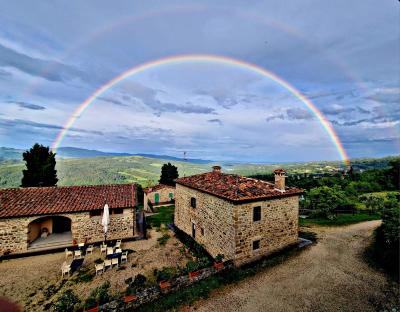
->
[215,254,225,262]
[154,267,178,282]
[52,289,80,312]
[157,233,171,246]
[84,281,111,308]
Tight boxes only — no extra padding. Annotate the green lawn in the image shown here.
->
[146,205,175,228]
[299,213,381,226]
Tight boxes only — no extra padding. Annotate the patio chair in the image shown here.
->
[74,250,82,259]
[115,240,122,248]
[115,248,122,254]
[95,262,105,275]
[78,242,85,248]
[121,251,128,263]
[65,248,73,259]
[61,262,71,277]
[111,258,119,268]
[86,245,94,255]
[106,247,114,256]
[100,243,107,255]
[104,259,112,270]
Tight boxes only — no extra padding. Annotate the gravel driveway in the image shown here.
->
[186,221,399,312]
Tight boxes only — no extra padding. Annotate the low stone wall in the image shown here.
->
[100,264,231,311]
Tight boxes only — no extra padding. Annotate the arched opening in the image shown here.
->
[28,216,72,249]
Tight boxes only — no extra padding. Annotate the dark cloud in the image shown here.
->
[0,43,88,82]
[0,68,12,78]
[0,118,103,135]
[97,97,128,107]
[8,101,46,110]
[322,106,355,115]
[207,118,222,125]
[286,108,313,120]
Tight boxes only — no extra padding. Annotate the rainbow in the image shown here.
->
[51,54,350,165]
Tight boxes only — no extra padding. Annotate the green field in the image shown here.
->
[0,155,396,188]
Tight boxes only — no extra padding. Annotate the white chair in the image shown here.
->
[65,248,73,259]
[100,244,107,255]
[74,250,82,259]
[95,263,104,275]
[115,248,122,254]
[61,262,71,277]
[115,240,122,248]
[78,242,85,248]
[121,251,128,263]
[104,259,112,270]
[111,258,119,268]
[106,247,114,256]
[86,245,94,255]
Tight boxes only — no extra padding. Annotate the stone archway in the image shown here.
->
[28,216,72,249]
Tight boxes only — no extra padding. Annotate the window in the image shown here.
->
[169,192,174,199]
[253,206,261,222]
[113,208,123,215]
[90,210,101,217]
[190,197,196,208]
[200,227,205,236]
[252,239,260,250]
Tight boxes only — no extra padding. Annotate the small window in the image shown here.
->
[253,239,260,250]
[253,206,261,222]
[190,197,196,208]
[200,227,205,236]
[169,192,174,199]
[113,208,123,215]
[90,210,101,217]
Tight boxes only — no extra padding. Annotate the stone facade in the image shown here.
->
[0,208,135,256]
[174,184,299,265]
[144,185,175,212]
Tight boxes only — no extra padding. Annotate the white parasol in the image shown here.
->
[101,203,110,242]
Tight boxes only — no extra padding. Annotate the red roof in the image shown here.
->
[0,184,136,218]
[176,172,302,203]
[144,184,175,194]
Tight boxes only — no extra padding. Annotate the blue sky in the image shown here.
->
[0,0,399,162]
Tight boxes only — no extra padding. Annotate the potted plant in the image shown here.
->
[124,287,138,303]
[214,254,225,270]
[186,261,201,279]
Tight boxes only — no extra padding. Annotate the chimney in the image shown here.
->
[212,165,222,173]
[274,168,286,191]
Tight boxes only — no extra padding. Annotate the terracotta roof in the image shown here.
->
[0,184,136,218]
[144,184,175,194]
[176,172,302,203]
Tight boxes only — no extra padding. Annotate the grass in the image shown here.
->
[146,205,175,228]
[135,246,303,312]
[299,213,381,226]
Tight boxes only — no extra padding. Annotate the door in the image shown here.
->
[192,222,196,238]
[154,193,160,204]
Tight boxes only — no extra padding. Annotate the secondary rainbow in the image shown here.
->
[51,54,350,165]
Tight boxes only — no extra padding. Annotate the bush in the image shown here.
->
[157,233,171,246]
[154,267,178,282]
[52,289,80,312]
[84,281,111,308]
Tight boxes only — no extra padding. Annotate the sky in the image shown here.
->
[0,0,399,163]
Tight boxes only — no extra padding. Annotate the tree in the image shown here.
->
[159,162,179,186]
[305,186,346,219]
[21,143,58,187]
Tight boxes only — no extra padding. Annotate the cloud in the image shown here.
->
[322,105,356,116]
[0,43,88,82]
[0,117,103,135]
[286,108,313,120]
[0,68,12,78]
[207,118,223,125]
[122,82,216,115]
[97,96,128,107]
[7,101,46,110]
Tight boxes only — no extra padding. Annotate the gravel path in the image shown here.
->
[186,221,399,312]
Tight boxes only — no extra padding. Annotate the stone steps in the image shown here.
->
[28,239,72,252]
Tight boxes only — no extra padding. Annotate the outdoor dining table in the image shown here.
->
[106,251,122,261]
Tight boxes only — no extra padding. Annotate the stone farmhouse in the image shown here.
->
[0,184,137,256]
[174,166,303,265]
[143,184,175,212]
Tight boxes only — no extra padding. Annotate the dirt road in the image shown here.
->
[187,221,399,312]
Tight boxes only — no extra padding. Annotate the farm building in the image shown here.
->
[0,184,137,256]
[143,184,175,212]
[174,166,303,265]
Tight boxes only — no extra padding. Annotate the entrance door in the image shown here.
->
[192,222,196,238]
[154,193,160,204]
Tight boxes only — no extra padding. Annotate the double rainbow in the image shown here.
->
[51,54,350,165]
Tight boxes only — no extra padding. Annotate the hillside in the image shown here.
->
[0,154,397,189]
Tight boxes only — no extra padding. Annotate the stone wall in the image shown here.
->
[0,208,136,256]
[174,184,299,265]
[233,195,299,265]
[144,186,175,212]
[174,184,236,260]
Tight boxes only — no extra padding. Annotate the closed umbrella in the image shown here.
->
[101,204,110,243]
